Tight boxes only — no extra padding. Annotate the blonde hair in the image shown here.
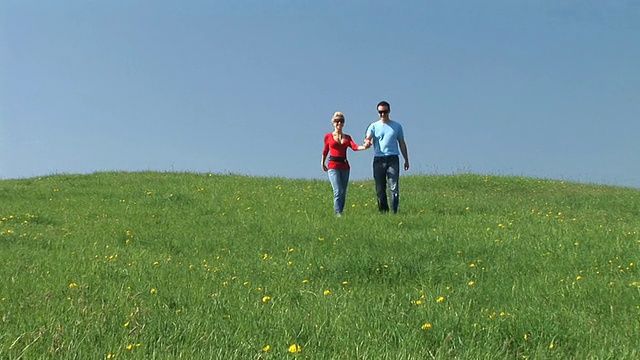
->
[332,111,345,122]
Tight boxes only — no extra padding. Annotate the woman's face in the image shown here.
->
[333,118,344,129]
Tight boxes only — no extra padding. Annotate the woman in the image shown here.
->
[321,112,369,216]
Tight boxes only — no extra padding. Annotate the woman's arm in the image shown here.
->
[322,135,329,171]
[348,135,369,151]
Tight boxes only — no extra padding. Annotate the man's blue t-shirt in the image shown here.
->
[365,120,404,157]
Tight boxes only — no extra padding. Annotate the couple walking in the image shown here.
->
[321,101,410,216]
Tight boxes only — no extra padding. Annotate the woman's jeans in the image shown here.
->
[327,169,350,215]
[373,155,400,213]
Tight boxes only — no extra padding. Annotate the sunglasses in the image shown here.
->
[333,119,344,123]
[378,110,389,115]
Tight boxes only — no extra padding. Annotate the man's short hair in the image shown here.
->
[377,101,391,111]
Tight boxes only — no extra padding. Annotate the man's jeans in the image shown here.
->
[373,155,400,213]
[327,169,350,215]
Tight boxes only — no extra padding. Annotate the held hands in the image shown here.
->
[356,139,372,151]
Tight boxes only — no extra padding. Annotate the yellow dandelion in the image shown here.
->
[289,247,295,252]
[549,342,556,349]
[262,345,271,352]
[126,344,133,351]
[436,296,445,303]
[124,321,130,327]
[421,323,433,330]
[414,300,423,305]
[576,276,583,281]
[288,344,301,353]
[68,283,78,288]
[468,280,475,286]
[323,290,331,296]
[342,280,349,285]
[302,279,309,284]
[150,288,157,294]
[262,295,271,303]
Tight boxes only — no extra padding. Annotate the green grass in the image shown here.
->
[1,172,639,359]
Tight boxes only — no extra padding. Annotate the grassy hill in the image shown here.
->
[1,172,639,359]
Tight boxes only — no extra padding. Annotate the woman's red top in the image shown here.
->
[323,133,359,170]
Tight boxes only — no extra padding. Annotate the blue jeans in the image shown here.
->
[373,155,400,213]
[327,169,350,215]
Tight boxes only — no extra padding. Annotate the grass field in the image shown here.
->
[1,172,639,359]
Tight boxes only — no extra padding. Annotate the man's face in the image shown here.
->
[377,106,389,119]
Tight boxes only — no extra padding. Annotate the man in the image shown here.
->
[364,101,410,213]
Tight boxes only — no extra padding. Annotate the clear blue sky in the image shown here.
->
[2,1,639,188]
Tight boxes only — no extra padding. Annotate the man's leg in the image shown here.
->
[373,157,389,213]
[387,156,400,213]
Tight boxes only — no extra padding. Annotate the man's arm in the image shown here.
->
[399,139,409,171]
[364,123,374,148]
[364,135,373,148]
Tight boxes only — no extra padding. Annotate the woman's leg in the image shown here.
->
[327,169,342,214]
[337,169,350,214]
